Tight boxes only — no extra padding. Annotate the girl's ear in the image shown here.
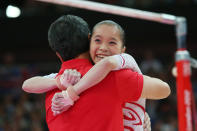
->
[121,46,126,53]
[88,33,91,40]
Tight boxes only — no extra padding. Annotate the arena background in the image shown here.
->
[0,0,197,130]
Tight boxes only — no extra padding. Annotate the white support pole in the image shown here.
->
[36,0,177,25]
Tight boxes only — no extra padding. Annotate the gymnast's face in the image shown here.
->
[90,24,125,64]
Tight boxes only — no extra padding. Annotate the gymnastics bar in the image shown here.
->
[35,0,193,131]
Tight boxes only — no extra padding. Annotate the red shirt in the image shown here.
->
[45,59,143,131]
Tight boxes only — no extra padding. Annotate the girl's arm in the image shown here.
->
[69,53,141,95]
[22,73,57,93]
[52,53,142,114]
[63,53,170,100]
[22,70,80,93]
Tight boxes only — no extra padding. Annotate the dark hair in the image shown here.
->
[48,15,90,61]
[92,20,125,47]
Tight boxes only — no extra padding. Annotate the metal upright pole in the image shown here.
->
[175,17,193,131]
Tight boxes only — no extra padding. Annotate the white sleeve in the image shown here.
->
[43,73,58,79]
[112,53,142,74]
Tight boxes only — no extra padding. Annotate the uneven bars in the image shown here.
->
[34,0,193,131]
[36,0,177,25]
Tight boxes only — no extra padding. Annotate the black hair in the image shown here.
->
[48,15,90,61]
[92,20,125,47]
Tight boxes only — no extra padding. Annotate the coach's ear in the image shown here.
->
[56,52,64,63]
[121,46,126,53]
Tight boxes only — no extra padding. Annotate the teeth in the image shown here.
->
[96,56,103,59]
[97,55,106,58]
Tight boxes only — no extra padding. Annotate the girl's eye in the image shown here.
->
[95,39,101,43]
[109,41,116,45]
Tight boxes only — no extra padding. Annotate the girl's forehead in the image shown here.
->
[95,24,117,30]
[93,24,120,36]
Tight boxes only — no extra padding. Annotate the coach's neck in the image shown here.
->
[76,51,90,60]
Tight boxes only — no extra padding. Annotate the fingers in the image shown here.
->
[52,92,64,100]
[52,93,65,112]
[72,70,81,85]
[53,111,60,116]
[52,93,64,104]
[60,70,71,87]
[61,69,81,86]
[66,69,73,83]
[53,105,72,116]
[52,98,65,108]
[69,69,81,85]
[52,103,64,111]
[144,112,151,131]
[51,97,66,115]
[145,112,150,124]
[59,105,71,113]
[52,100,72,116]
[67,69,76,84]
[51,91,74,116]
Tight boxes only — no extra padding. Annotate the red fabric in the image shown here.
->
[45,59,143,131]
